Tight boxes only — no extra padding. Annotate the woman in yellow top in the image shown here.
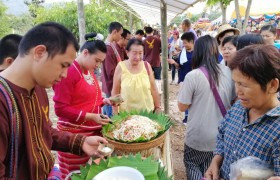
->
[112,39,160,114]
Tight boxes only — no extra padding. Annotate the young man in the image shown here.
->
[0,22,107,179]
[143,26,162,94]
[116,28,131,60]
[135,29,144,41]
[101,21,123,117]
[169,32,194,124]
[181,19,198,41]
[0,34,22,72]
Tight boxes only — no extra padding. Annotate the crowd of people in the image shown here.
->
[0,17,280,180]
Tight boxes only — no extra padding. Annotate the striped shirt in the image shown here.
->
[215,100,280,179]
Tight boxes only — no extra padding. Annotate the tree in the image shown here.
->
[24,0,45,18]
[234,0,253,34]
[0,1,11,37]
[207,0,232,24]
[34,1,142,37]
[77,0,86,46]
[9,14,33,35]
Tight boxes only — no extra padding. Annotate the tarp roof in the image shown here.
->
[110,0,201,25]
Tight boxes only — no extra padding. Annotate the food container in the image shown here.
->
[92,166,145,180]
[97,143,115,157]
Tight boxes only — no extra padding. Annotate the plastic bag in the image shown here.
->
[230,156,274,180]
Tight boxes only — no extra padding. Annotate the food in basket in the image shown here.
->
[112,115,162,142]
[102,110,172,143]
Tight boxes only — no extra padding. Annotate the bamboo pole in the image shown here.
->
[160,0,169,114]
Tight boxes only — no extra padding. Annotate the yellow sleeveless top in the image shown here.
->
[119,61,154,112]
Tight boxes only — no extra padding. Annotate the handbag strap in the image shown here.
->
[199,66,227,117]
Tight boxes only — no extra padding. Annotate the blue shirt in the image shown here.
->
[275,43,280,49]
[177,51,193,83]
[215,100,280,179]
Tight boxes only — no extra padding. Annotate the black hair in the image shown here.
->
[260,24,277,35]
[192,35,220,86]
[0,34,22,65]
[182,19,191,27]
[121,29,131,39]
[181,32,195,42]
[18,22,79,58]
[135,29,144,35]
[126,38,144,51]
[222,35,239,47]
[145,27,153,34]
[108,22,123,33]
[236,34,264,50]
[196,29,202,35]
[80,33,107,54]
[229,44,280,92]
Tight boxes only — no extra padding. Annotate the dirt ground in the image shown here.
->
[47,71,187,180]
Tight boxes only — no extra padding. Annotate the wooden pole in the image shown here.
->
[160,0,169,114]
[77,0,86,47]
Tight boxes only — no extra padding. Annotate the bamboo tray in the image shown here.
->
[105,132,166,153]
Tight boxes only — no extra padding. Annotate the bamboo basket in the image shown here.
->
[105,132,167,158]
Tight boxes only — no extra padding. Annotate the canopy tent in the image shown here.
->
[110,0,201,25]
[228,0,280,19]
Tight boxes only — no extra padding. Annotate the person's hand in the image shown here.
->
[103,98,112,105]
[167,59,176,64]
[87,113,111,125]
[108,94,124,106]
[82,136,108,158]
[268,177,280,180]
[205,163,220,180]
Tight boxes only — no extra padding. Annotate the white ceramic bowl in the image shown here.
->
[92,166,145,180]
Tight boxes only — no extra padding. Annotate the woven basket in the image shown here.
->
[106,132,166,153]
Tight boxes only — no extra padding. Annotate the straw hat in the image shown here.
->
[215,24,240,43]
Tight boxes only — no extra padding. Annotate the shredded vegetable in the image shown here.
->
[112,115,161,142]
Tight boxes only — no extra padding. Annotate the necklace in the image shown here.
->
[83,71,94,85]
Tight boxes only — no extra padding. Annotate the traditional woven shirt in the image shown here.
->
[0,77,85,180]
[215,100,280,179]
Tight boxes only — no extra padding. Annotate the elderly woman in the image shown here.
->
[205,45,280,180]
[112,39,160,114]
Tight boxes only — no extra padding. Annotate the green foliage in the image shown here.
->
[34,1,142,38]
[8,14,33,35]
[0,0,11,37]
[207,0,233,6]
[71,153,173,180]
[24,0,45,18]
[102,110,173,143]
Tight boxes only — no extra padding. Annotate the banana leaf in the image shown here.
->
[71,153,173,180]
[102,110,173,143]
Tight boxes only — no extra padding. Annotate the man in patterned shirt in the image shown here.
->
[205,45,280,180]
